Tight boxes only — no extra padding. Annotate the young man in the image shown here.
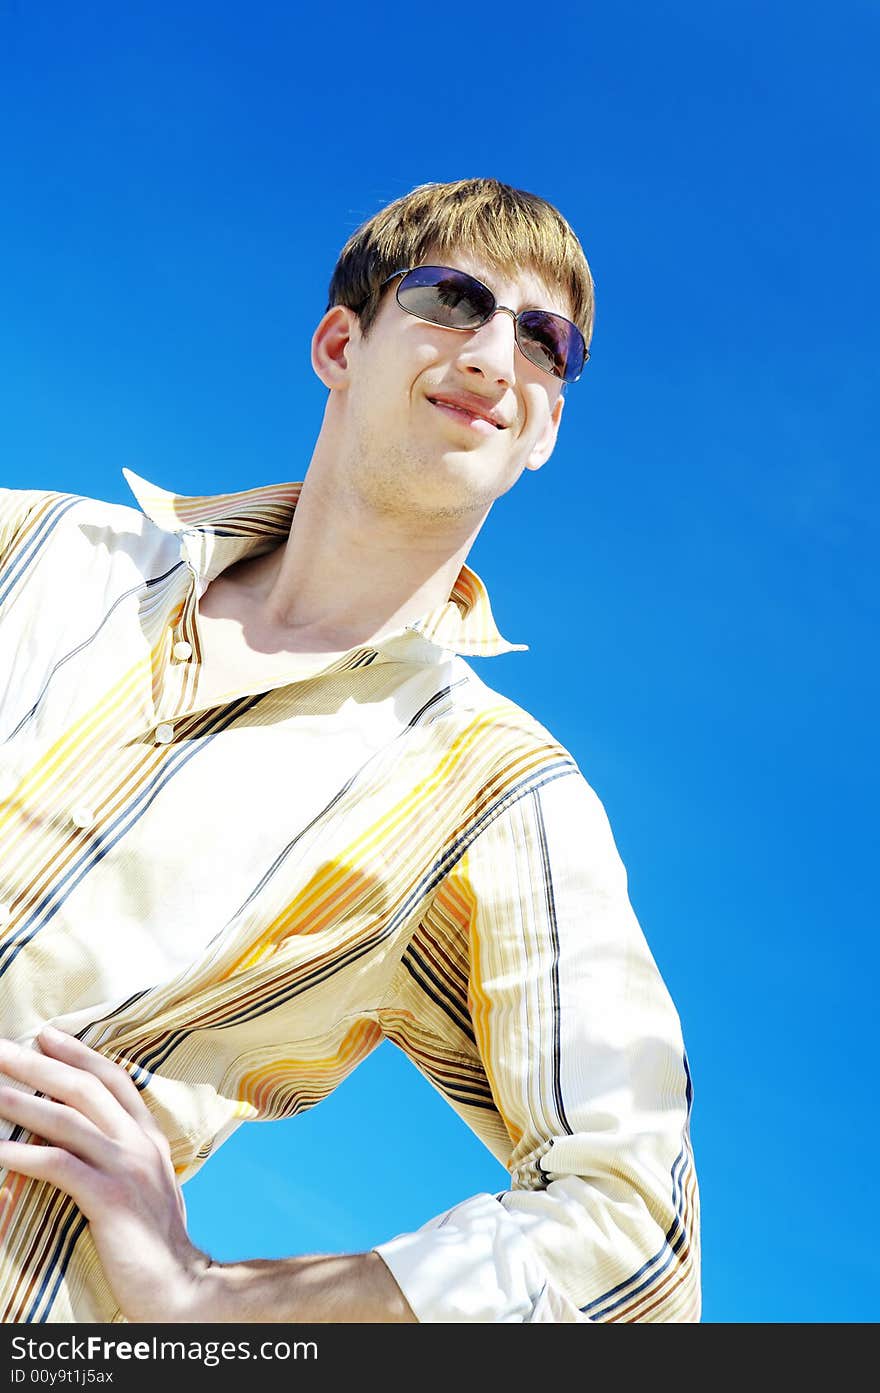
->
[0,179,700,1323]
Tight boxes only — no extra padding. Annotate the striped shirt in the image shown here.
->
[0,470,700,1323]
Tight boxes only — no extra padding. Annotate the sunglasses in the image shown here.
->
[374,265,589,384]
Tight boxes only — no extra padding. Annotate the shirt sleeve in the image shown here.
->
[0,488,61,579]
[372,768,701,1322]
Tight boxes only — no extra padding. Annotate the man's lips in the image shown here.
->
[426,393,508,430]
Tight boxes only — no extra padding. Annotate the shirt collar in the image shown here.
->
[121,468,526,659]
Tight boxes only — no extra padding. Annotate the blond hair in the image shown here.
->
[326,178,595,346]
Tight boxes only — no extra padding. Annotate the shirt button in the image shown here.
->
[70,806,96,830]
[155,723,175,744]
[0,904,11,927]
[172,640,193,661]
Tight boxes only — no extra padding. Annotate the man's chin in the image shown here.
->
[408,453,513,516]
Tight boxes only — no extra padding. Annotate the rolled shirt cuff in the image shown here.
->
[372,1191,587,1323]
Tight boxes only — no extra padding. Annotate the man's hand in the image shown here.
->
[0,1026,211,1322]
[0,1027,418,1323]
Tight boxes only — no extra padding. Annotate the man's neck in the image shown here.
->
[211,462,485,654]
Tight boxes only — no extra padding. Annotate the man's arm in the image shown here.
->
[370,769,701,1322]
[0,1028,416,1322]
[181,1251,415,1323]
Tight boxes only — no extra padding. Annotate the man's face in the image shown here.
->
[319,250,570,525]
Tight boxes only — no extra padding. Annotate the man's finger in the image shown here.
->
[0,1084,106,1163]
[36,1028,170,1151]
[0,1139,92,1208]
[0,1039,131,1143]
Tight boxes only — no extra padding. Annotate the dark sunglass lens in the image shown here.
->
[398,267,492,330]
[518,311,585,382]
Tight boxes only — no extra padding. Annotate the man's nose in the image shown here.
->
[456,307,518,385]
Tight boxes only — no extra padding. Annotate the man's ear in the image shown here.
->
[524,391,565,472]
[311,306,359,390]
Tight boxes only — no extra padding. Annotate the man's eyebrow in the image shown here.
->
[501,280,569,314]
[511,272,571,315]
[527,288,575,317]
[451,258,572,317]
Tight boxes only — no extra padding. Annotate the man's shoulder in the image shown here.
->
[1,480,172,552]
[445,659,619,856]
[0,480,181,596]
[449,656,581,768]
[2,481,147,530]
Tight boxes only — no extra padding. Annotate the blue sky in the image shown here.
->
[1,1,877,1322]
